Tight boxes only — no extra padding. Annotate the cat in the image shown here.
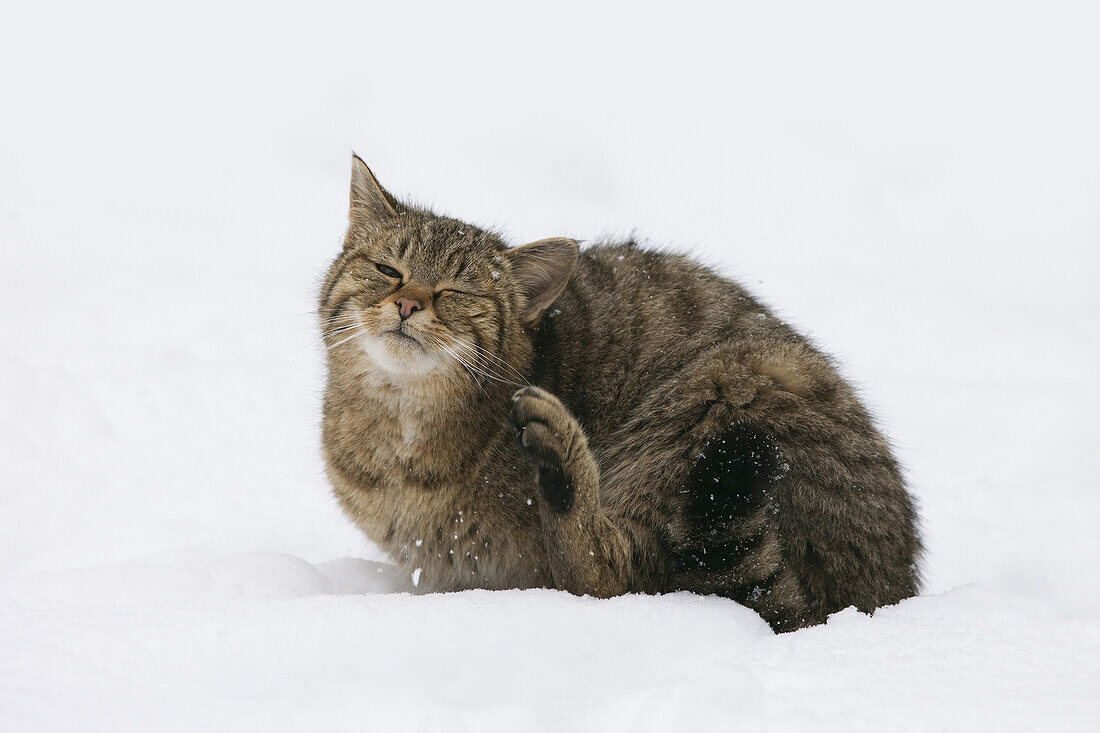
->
[320,155,921,632]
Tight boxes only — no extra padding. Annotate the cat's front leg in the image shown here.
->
[511,387,648,597]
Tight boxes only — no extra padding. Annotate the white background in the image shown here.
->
[2,1,1097,730]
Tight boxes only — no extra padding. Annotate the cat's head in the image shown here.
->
[320,155,577,389]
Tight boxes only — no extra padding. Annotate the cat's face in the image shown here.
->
[320,156,577,388]
[323,214,513,379]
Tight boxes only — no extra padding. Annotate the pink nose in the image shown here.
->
[396,296,423,320]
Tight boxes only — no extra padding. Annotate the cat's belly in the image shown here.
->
[326,461,548,592]
[392,532,549,592]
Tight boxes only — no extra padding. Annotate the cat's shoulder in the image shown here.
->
[574,241,753,299]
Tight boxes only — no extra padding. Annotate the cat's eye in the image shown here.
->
[436,288,483,299]
[376,263,402,279]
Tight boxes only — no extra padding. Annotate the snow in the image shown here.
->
[2,1,1098,730]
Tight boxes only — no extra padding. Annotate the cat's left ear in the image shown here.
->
[506,238,578,326]
[348,153,400,232]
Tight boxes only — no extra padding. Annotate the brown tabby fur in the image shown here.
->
[320,155,921,631]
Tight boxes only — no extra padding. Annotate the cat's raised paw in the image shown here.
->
[510,387,577,468]
[511,387,579,513]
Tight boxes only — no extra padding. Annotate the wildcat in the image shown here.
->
[320,155,921,632]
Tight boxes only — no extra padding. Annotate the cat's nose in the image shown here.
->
[396,296,424,320]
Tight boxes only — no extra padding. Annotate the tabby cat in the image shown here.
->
[320,155,921,631]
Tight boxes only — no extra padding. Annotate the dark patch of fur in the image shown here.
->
[536,464,574,514]
[686,425,782,527]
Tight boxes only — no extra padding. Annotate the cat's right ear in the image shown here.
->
[348,154,399,233]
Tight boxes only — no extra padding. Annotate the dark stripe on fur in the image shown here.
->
[327,292,356,324]
[320,252,364,309]
[719,569,781,605]
[491,297,506,362]
[676,531,765,573]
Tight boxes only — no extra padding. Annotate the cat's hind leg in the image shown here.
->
[669,423,814,631]
[613,342,919,631]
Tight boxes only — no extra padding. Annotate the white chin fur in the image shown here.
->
[358,332,443,376]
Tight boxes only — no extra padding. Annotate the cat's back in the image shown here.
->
[531,243,831,433]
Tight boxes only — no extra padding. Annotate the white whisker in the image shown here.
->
[423,333,520,388]
[446,335,529,385]
[326,325,369,351]
[322,322,367,339]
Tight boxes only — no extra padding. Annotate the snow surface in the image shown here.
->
[2,1,1098,730]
